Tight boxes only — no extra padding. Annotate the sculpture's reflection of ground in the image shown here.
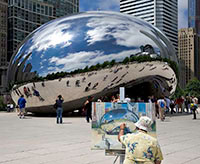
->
[11,61,176,114]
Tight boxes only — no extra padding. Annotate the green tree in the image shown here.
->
[83,66,89,72]
[110,60,116,66]
[171,85,184,99]
[122,57,130,64]
[0,96,6,111]
[102,61,110,68]
[184,78,200,97]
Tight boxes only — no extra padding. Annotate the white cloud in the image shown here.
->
[85,16,157,47]
[27,22,73,54]
[47,49,139,74]
[178,0,188,29]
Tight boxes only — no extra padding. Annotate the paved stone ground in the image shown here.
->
[0,112,200,164]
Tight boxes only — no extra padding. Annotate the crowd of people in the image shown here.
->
[12,91,199,164]
[14,83,45,102]
[150,95,199,120]
[81,94,199,123]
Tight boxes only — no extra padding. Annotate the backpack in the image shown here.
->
[160,100,165,108]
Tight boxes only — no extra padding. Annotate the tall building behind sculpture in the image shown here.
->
[120,0,178,53]
[43,0,79,17]
[178,28,200,88]
[188,0,200,35]
[7,0,79,61]
[0,0,8,93]
[0,0,7,67]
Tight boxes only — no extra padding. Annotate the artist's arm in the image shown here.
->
[118,123,126,142]
[84,100,89,106]
[154,141,163,164]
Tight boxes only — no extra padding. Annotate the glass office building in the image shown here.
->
[7,0,79,61]
[120,0,178,53]
[0,0,7,67]
[0,0,8,93]
[188,0,200,35]
[43,0,79,17]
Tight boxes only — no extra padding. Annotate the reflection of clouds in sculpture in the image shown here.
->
[28,23,72,53]
[86,17,156,48]
[8,11,177,83]
[47,49,137,74]
[41,54,44,58]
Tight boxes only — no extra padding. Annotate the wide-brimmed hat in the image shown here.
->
[135,116,152,131]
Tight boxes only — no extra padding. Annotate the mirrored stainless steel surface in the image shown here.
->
[8,11,177,114]
[7,11,177,84]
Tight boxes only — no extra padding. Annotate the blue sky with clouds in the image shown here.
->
[80,0,188,29]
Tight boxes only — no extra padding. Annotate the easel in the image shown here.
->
[105,149,125,164]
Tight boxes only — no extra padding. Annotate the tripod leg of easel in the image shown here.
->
[113,156,119,164]
[119,156,125,164]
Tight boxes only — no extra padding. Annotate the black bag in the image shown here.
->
[53,102,57,109]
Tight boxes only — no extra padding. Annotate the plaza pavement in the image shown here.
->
[0,112,200,164]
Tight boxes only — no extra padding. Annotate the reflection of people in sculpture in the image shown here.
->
[41,81,45,87]
[92,82,98,89]
[84,96,93,123]
[66,80,70,87]
[33,89,44,101]
[23,87,29,98]
[82,77,86,82]
[33,82,36,88]
[75,80,80,87]
[118,116,163,164]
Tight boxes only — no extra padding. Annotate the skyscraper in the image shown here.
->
[0,0,8,93]
[188,0,200,35]
[120,0,178,53]
[178,28,200,88]
[43,0,79,17]
[0,0,7,67]
[7,0,79,61]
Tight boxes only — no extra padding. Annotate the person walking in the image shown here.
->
[84,96,93,123]
[170,100,176,114]
[191,96,198,119]
[17,95,26,119]
[164,97,171,113]
[55,95,64,124]
[118,116,163,164]
[157,96,166,121]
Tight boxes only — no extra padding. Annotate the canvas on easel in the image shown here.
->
[91,102,156,155]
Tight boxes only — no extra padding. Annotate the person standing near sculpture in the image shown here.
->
[17,95,26,119]
[84,96,93,123]
[118,116,163,164]
[157,96,166,121]
[191,96,198,119]
[55,95,64,124]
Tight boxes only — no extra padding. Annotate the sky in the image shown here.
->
[80,0,188,29]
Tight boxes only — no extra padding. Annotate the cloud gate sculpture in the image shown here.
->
[7,11,177,114]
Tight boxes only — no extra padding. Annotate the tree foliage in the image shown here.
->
[184,78,200,97]
[171,85,184,99]
[0,96,6,111]
[13,54,179,85]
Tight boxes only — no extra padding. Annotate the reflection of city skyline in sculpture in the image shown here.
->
[7,11,177,114]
